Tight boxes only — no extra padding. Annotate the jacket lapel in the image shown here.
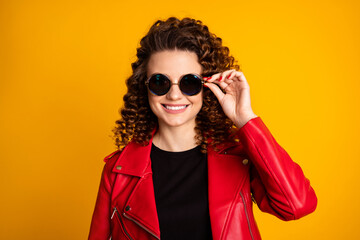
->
[123,162,161,239]
[111,137,161,239]
[207,144,250,240]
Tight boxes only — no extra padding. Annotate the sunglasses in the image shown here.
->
[145,73,204,96]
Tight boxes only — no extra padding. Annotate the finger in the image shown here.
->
[206,79,234,92]
[217,81,229,90]
[231,71,249,85]
[215,70,236,82]
[222,78,235,85]
[204,72,222,82]
[204,69,236,82]
[221,69,236,80]
[204,82,225,101]
[226,70,237,80]
[208,78,234,85]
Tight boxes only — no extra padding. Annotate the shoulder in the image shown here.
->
[101,149,123,175]
[104,150,122,163]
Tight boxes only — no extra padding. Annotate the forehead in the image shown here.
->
[147,50,202,78]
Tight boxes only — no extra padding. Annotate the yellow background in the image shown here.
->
[1,0,359,239]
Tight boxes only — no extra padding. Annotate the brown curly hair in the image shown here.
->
[112,17,241,153]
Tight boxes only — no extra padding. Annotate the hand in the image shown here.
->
[203,70,258,128]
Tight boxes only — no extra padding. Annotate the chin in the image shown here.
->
[162,121,187,128]
[158,117,195,129]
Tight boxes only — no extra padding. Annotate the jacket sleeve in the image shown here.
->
[88,160,114,240]
[237,116,317,221]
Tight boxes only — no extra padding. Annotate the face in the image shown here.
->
[146,50,203,130]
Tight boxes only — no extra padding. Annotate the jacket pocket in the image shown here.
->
[111,207,134,240]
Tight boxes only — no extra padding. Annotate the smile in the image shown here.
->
[163,104,188,110]
[161,104,189,113]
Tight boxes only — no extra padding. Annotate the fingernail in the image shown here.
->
[227,75,231,79]
[203,77,209,80]
[219,76,222,81]
[203,84,209,88]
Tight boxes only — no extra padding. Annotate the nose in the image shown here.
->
[166,82,183,100]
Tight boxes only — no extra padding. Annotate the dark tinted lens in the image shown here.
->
[180,74,203,96]
[148,74,170,95]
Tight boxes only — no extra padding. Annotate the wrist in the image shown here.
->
[234,113,258,129]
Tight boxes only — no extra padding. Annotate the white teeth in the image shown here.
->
[164,105,187,110]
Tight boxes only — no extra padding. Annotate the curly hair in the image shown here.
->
[112,17,241,153]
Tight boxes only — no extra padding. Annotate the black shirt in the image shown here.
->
[150,143,213,240]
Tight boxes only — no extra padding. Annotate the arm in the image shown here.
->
[88,162,113,240]
[205,70,317,220]
[237,116,317,220]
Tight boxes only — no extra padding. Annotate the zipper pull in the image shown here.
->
[111,207,117,219]
[251,194,257,204]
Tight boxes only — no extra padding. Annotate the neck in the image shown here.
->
[153,122,198,152]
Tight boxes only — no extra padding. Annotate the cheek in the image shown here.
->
[148,94,160,115]
[197,92,204,105]
[148,95,155,110]
[191,93,203,111]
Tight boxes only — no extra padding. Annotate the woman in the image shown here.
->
[88,17,317,240]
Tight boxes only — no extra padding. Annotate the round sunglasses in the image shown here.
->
[145,73,204,96]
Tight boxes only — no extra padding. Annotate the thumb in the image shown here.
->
[204,82,224,102]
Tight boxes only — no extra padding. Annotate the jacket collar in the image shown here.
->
[111,128,157,176]
[111,127,241,177]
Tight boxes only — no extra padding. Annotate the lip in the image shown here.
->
[161,104,189,114]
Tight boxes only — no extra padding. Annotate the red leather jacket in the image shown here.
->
[88,117,317,240]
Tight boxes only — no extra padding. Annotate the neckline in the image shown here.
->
[151,142,201,154]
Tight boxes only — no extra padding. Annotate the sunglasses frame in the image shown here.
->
[145,73,204,96]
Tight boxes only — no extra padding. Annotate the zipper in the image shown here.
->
[123,212,160,240]
[240,192,255,240]
[111,207,134,240]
